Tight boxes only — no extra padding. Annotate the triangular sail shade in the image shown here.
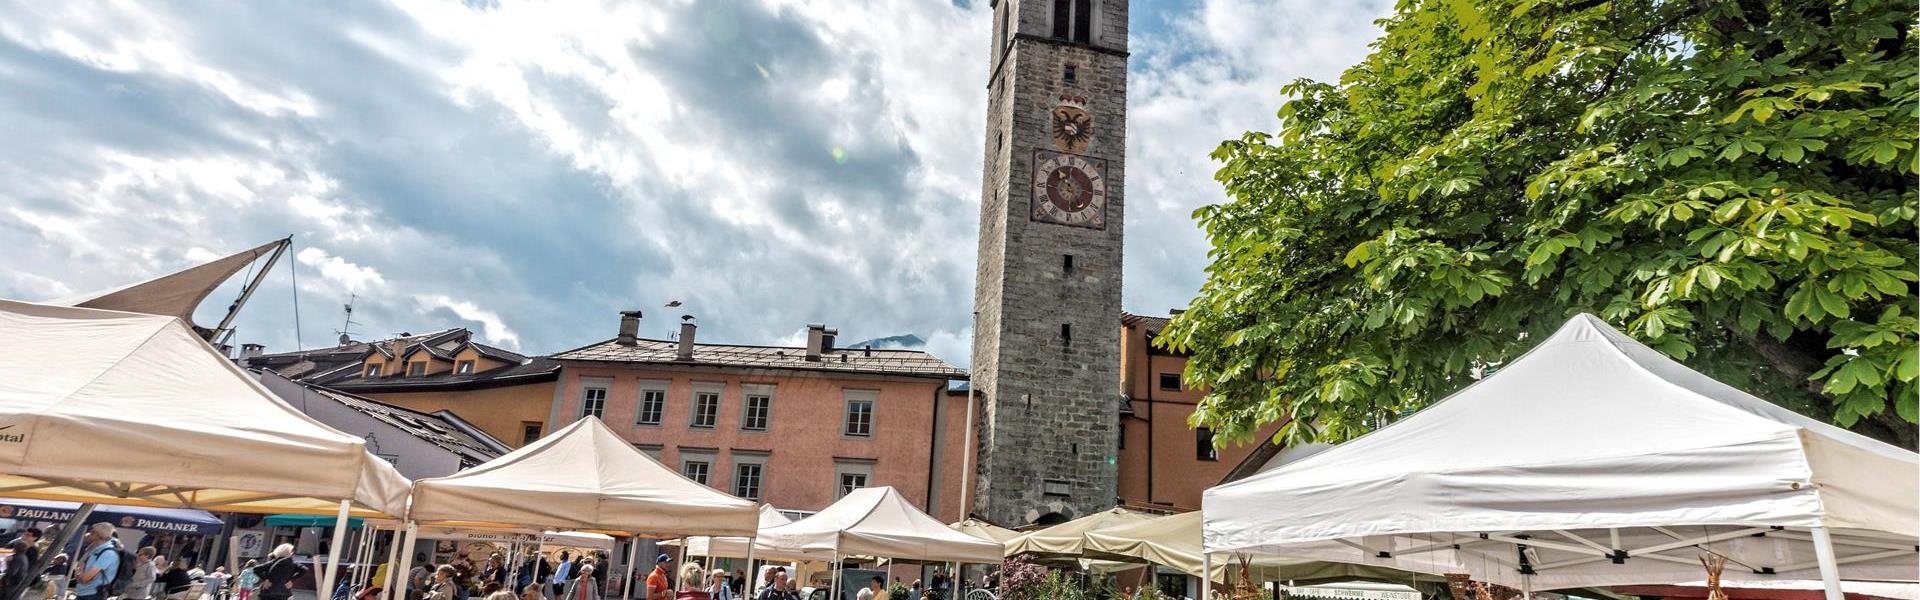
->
[51,238,287,328]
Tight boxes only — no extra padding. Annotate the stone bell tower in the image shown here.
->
[970,0,1127,526]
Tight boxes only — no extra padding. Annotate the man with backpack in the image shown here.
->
[72,523,123,600]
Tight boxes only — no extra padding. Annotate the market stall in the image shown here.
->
[398,417,759,600]
[0,299,412,598]
[1004,507,1153,559]
[1201,314,1919,600]
[756,487,1003,600]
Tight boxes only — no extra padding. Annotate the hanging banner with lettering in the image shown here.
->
[0,498,222,536]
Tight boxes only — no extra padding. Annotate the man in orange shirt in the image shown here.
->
[646,554,674,599]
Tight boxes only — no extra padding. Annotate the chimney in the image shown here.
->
[617,310,643,346]
[821,328,838,354]
[241,343,265,360]
[215,343,234,359]
[804,324,825,361]
[676,317,697,361]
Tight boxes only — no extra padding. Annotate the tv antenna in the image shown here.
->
[334,294,361,345]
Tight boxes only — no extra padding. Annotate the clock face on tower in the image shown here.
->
[1031,149,1107,229]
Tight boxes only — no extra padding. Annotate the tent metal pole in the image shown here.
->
[1810,526,1845,600]
[829,541,841,600]
[380,526,404,600]
[677,543,688,593]
[391,523,420,600]
[629,538,645,600]
[321,500,353,600]
[1200,552,1211,600]
[536,536,549,598]
[743,537,758,599]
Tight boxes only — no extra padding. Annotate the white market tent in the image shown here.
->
[1005,506,1155,558]
[407,416,760,536]
[1203,314,1918,600]
[0,299,412,597]
[399,417,761,599]
[758,486,1004,600]
[665,505,796,558]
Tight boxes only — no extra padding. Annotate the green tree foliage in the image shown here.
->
[1162,0,1917,448]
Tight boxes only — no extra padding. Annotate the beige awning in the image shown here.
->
[407,417,760,538]
[50,238,287,328]
[1003,506,1154,558]
[949,518,1020,543]
[756,486,1004,563]
[0,299,410,517]
[1085,511,1418,584]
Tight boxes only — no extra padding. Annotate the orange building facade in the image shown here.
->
[548,315,975,521]
[1116,312,1282,513]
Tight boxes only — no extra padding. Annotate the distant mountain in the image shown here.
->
[842,333,924,349]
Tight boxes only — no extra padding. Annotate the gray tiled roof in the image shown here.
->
[293,380,509,463]
[553,338,967,379]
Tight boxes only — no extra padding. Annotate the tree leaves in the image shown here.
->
[1163,0,1919,449]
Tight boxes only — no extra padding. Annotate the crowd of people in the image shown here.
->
[0,524,303,600]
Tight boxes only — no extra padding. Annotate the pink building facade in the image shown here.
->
[548,316,975,521]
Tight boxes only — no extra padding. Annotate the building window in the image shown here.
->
[839,472,868,498]
[682,459,710,485]
[1063,65,1076,81]
[635,444,664,460]
[637,388,666,425]
[580,386,607,420]
[407,361,426,376]
[1196,427,1218,461]
[1159,372,1182,391]
[843,391,876,437]
[455,360,474,374]
[1061,323,1072,346]
[1063,254,1074,273]
[365,364,381,378]
[1051,0,1093,44]
[742,392,771,431]
[734,463,763,500]
[690,391,720,428]
[520,422,542,446]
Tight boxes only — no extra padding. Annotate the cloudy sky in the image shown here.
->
[0,0,1388,366]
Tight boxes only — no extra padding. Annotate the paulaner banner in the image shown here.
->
[0,498,222,536]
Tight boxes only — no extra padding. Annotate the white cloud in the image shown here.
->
[296,247,387,294]
[414,293,521,349]
[0,0,1388,365]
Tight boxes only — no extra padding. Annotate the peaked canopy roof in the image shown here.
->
[1004,506,1154,558]
[666,505,796,558]
[950,518,1021,543]
[1204,314,1918,589]
[756,486,1004,563]
[0,299,409,516]
[407,417,759,537]
[51,239,287,328]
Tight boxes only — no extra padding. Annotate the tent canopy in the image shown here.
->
[1203,314,1919,589]
[1005,507,1153,558]
[1085,511,1421,584]
[0,300,410,517]
[756,487,1003,563]
[50,239,287,329]
[407,417,759,538]
[665,505,795,558]
[950,519,1020,543]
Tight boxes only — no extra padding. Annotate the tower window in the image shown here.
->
[1061,323,1072,346]
[1063,254,1074,273]
[1052,0,1093,44]
[1064,65,1076,82]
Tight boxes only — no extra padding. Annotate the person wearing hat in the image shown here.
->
[645,555,674,600]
